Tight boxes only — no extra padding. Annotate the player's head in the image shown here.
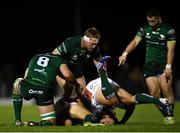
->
[146,8,162,29]
[82,27,101,51]
[100,115,116,125]
[98,107,118,125]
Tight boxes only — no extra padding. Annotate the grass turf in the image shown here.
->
[0,102,180,132]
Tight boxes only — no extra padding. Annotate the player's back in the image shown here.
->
[26,53,62,87]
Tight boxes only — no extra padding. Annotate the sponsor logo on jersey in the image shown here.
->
[71,55,78,60]
[34,68,47,76]
[145,33,151,39]
[152,31,159,34]
[29,89,43,95]
[160,34,165,39]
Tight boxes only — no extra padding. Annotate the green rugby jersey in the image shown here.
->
[136,24,176,63]
[56,36,101,65]
[26,53,61,87]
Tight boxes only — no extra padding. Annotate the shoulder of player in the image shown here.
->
[160,23,176,34]
[160,23,175,30]
[142,24,150,30]
[65,35,82,43]
[61,35,82,48]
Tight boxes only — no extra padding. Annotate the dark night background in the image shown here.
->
[0,1,180,98]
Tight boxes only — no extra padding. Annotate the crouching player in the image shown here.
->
[12,53,66,126]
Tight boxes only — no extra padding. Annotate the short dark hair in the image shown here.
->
[146,8,160,17]
[84,27,101,39]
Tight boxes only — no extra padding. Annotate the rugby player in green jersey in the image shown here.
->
[12,53,100,126]
[118,8,176,124]
[52,27,102,91]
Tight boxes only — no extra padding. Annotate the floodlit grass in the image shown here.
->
[0,102,180,132]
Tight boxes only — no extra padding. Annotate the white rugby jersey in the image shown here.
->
[84,77,119,113]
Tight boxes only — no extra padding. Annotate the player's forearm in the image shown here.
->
[56,75,66,88]
[125,40,136,53]
[122,37,140,56]
[166,42,176,66]
[167,50,174,65]
[93,59,99,66]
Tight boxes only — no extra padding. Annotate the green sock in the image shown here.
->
[12,94,23,121]
[119,105,135,124]
[99,70,115,99]
[84,114,96,123]
[135,93,163,106]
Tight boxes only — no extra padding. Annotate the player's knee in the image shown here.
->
[125,96,136,105]
[13,78,23,94]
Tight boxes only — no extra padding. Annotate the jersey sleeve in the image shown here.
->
[136,27,145,38]
[167,28,176,41]
[56,38,72,56]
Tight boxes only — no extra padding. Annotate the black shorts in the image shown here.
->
[20,80,54,106]
[143,61,166,78]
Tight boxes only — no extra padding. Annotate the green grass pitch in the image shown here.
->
[0,102,180,132]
